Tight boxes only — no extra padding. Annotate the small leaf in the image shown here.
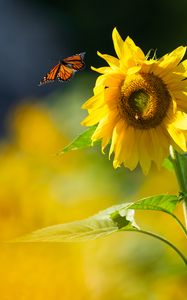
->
[61,126,98,153]
[129,194,179,214]
[162,157,174,171]
[110,206,139,230]
[110,211,130,229]
[12,203,138,243]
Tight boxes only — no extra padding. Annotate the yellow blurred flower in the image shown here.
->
[11,104,63,156]
[0,101,186,300]
[82,28,187,174]
[0,103,116,240]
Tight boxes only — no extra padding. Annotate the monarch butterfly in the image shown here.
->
[39,52,85,85]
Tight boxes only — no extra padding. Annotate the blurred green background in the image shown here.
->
[0,0,186,299]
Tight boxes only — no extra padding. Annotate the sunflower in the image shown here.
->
[82,28,187,174]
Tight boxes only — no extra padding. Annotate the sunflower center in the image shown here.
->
[119,72,172,129]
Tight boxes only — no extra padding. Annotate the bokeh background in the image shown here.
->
[0,0,187,299]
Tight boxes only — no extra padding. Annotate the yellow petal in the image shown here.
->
[171,90,187,113]
[109,119,125,159]
[82,92,104,110]
[176,101,187,114]
[161,72,185,87]
[92,110,119,144]
[97,52,120,68]
[138,131,152,175]
[91,66,111,74]
[123,36,145,62]
[173,90,187,102]
[81,105,108,126]
[94,73,124,90]
[104,87,121,107]
[126,65,141,76]
[123,127,139,171]
[112,121,127,162]
[140,59,156,73]
[169,46,186,63]
[164,79,187,93]
[147,128,169,168]
[112,27,124,59]
[173,59,187,76]
[172,111,187,130]
[157,46,186,72]
[167,123,187,151]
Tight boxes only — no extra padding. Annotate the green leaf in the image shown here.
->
[162,157,174,171]
[11,195,180,243]
[61,126,98,153]
[128,194,179,214]
[12,204,138,243]
[110,209,138,231]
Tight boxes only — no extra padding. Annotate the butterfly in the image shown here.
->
[39,52,85,86]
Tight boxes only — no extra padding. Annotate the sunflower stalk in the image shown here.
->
[130,229,187,265]
[169,146,187,229]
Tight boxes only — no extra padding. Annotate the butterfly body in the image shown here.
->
[39,52,85,85]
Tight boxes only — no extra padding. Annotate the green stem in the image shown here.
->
[170,212,187,236]
[182,202,187,229]
[169,146,187,229]
[131,229,187,265]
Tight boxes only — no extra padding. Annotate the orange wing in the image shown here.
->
[39,63,61,85]
[57,64,75,82]
[62,52,85,71]
[39,52,85,85]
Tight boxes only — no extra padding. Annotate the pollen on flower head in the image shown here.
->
[119,72,172,129]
